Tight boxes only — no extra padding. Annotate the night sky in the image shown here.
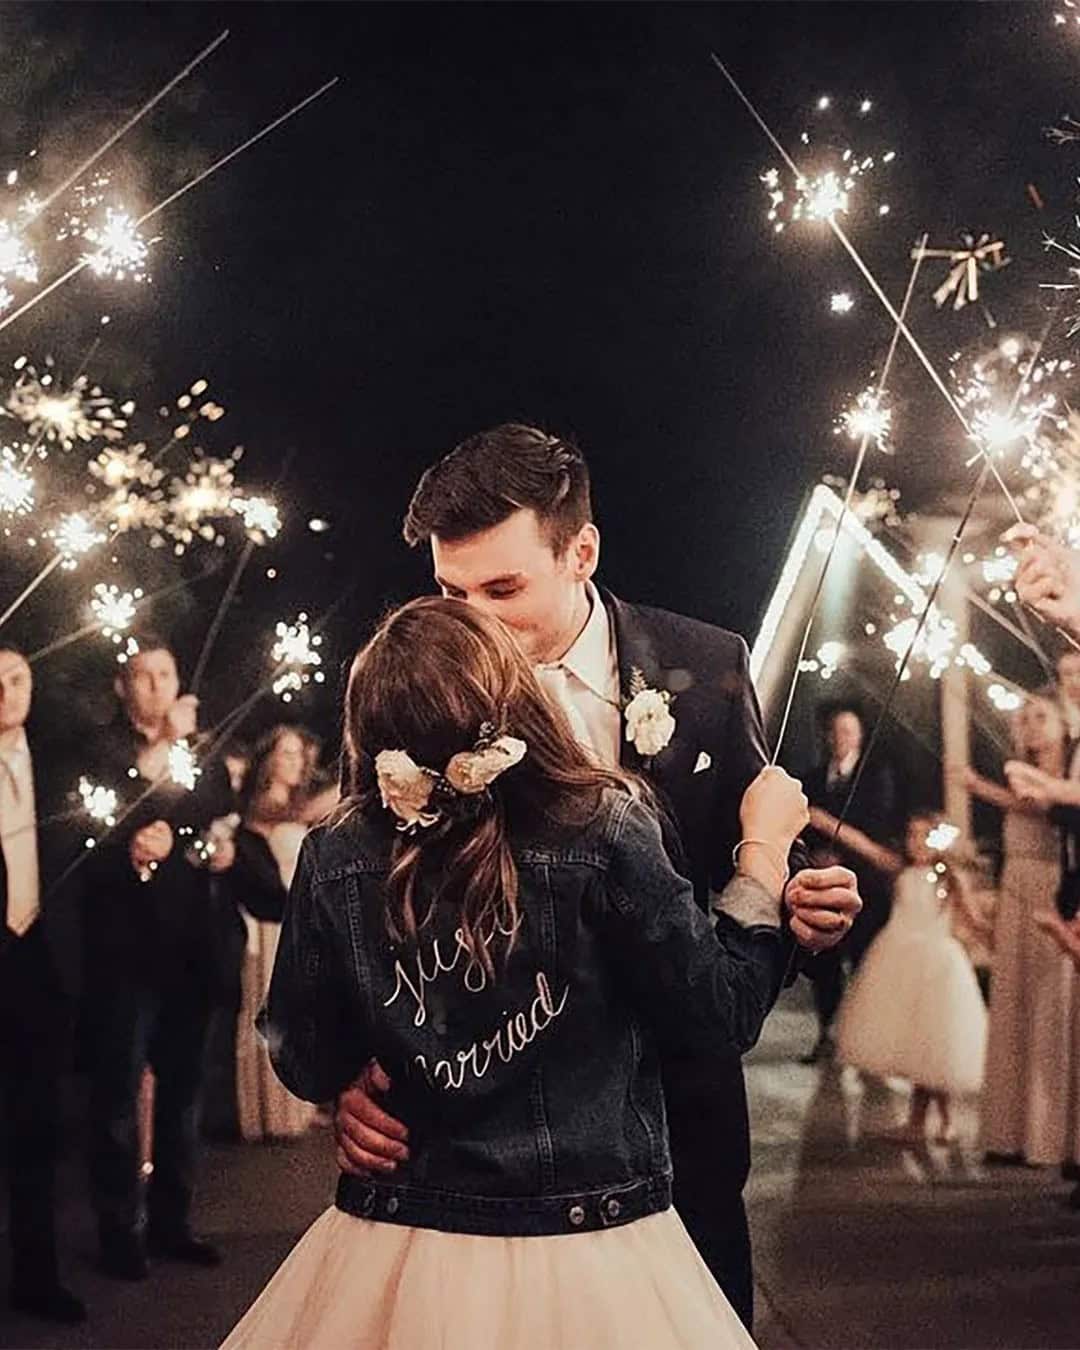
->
[5,1,1078,751]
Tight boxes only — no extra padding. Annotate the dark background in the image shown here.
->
[2,0,1076,764]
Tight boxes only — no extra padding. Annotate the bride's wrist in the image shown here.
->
[733,838,790,899]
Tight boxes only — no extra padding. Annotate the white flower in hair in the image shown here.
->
[623,669,676,760]
[374,749,440,832]
[445,735,527,794]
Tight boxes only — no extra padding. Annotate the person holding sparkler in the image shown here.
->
[0,647,86,1325]
[955,696,1074,1169]
[82,635,235,1281]
[1009,525,1080,642]
[330,424,862,1332]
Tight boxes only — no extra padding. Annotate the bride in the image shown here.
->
[222,596,807,1350]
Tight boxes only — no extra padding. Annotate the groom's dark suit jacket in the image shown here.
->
[603,589,807,1327]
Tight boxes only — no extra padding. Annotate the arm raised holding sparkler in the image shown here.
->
[1007,524,1080,641]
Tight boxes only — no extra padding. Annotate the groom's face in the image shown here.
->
[432,508,597,664]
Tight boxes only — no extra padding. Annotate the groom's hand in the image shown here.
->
[784,865,861,953]
[334,1061,410,1175]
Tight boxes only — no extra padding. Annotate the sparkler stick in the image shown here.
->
[769,239,927,764]
[26,565,221,664]
[712,55,1080,669]
[189,538,255,694]
[0,77,339,339]
[0,553,62,628]
[37,31,230,216]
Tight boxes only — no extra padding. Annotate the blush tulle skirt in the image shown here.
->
[220,1204,755,1349]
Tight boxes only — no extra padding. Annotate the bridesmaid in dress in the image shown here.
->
[234,726,338,1142]
[962,695,1073,1166]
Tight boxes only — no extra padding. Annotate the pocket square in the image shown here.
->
[693,751,711,774]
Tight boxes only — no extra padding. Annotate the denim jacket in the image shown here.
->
[264,790,786,1238]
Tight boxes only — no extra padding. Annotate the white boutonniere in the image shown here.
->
[623,668,676,760]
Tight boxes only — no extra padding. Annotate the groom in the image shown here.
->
[335,424,860,1328]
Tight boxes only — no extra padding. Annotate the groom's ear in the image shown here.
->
[567,522,600,581]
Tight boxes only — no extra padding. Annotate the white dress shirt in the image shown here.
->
[535,582,621,768]
[0,727,40,937]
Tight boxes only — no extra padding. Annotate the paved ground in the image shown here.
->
[2,982,1077,1348]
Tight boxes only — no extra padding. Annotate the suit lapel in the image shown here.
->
[601,588,661,773]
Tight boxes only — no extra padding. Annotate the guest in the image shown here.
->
[799,701,898,1063]
[1056,650,1080,743]
[82,635,235,1280]
[960,695,1072,1166]
[222,597,807,1349]
[234,725,336,1142]
[820,807,989,1143]
[0,649,85,1324]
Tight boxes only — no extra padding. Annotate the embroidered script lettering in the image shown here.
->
[414,971,569,1091]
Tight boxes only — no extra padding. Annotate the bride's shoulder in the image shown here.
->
[299,810,392,880]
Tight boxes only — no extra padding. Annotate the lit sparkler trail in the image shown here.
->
[167,740,201,791]
[769,239,926,763]
[0,77,339,338]
[35,31,230,216]
[713,55,1080,661]
[80,209,154,282]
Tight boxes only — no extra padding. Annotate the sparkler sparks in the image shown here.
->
[80,207,154,283]
[836,387,892,453]
[167,740,200,791]
[230,494,280,542]
[90,583,142,646]
[271,613,324,702]
[760,98,895,234]
[0,220,37,286]
[166,453,239,551]
[6,357,130,447]
[830,291,855,314]
[0,448,33,514]
[912,233,1009,311]
[52,513,105,565]
[78,776,118,827]
[925,821,960,852]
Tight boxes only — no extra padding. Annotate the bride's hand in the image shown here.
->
[739,766,809,849]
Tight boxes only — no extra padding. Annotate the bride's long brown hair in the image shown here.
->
[337,596,636,975]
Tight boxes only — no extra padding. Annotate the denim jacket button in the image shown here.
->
[568,1204,585,1227]
[605,1198,621,1220]
[386,1196,400,1216]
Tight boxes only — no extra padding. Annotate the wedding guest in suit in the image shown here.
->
[234,725,336,1141]
[0,647,85,1324]
[332,424,862,1329]
[82,635,235,1280]
[223,597,809,1350]
[799,701,899,1063]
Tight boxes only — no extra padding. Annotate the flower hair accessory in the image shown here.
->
[374,723,527,833]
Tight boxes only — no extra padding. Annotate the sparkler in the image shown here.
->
[830,291,855,314]
[230,494,280,542]
[167,739,201,791]
[80,208,154,283]
[271,613,324,702]
[0,76,339,340]
[836,386,892,453]
[6,356,130,447]
[0,449,33,514]
[925,822,960,853]
[912,234,1009,311]
[52,513,105,566]
[78,777,118,828]
[90,584,142,662]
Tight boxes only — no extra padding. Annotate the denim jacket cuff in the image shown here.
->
[709,875,782,929]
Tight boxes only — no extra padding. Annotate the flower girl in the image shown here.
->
[810,805,990,1142]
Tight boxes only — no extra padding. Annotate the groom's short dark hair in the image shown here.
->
[403,423,593,555]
